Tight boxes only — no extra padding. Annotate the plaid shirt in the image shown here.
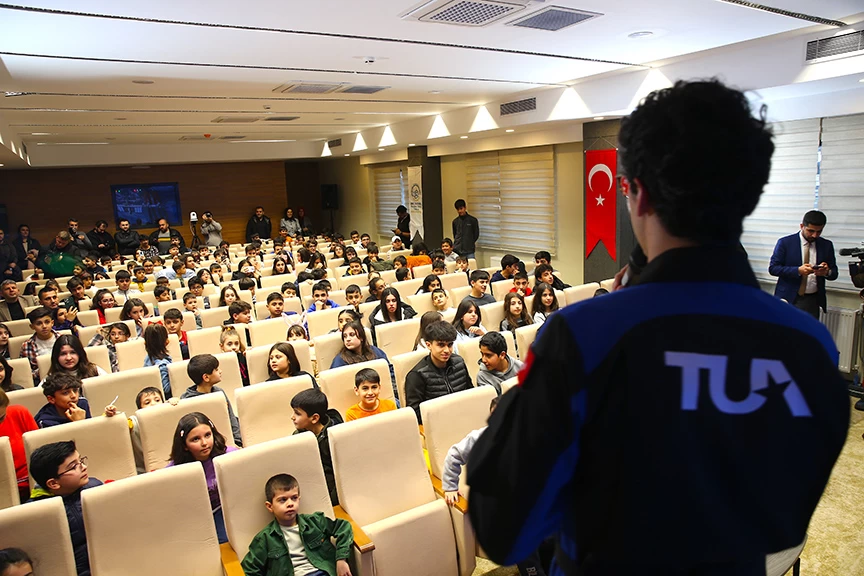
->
[20,330,60,384]
[137,246,159,261]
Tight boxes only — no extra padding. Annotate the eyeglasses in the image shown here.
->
[56,456,88,477]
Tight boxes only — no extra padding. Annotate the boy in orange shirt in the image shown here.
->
[345,368,397,421]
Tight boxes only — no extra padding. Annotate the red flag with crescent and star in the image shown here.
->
[585,149,617,260]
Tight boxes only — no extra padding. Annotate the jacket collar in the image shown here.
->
[638,245,759,289]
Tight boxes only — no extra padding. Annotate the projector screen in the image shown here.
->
[111,182,182,229]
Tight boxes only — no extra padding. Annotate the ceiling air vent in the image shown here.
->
[508,6,601,31]
[263,116,300,122]
[805,30,863,62]
[273,82,346,94]
[500,97,536,116]
[211,116,262,123]
[418,0,526,27]
[340,85,390,94]
[219,135,246,140]
[327,138,343,149]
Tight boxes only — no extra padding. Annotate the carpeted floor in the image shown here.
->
[473,399,864,576]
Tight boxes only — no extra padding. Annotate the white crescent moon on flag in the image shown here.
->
[588,164,614,193]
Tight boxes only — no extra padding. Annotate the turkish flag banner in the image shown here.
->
[585,149,617,260]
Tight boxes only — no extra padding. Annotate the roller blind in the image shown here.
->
[373,166,405,239]
[741,119,820,282]
[819,114,864,292]
[466,146,556,254]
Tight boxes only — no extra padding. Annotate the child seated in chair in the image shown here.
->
[241,473,353,576]
[180,354,242,446]
[34,372,92,428]
[345,367,397,422]
[291,388,342,505]
[162,308,190,360]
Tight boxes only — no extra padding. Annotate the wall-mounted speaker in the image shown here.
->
[321,184,339,210]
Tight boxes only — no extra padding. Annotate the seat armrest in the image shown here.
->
[220,542,244,576]
[333,504,376,553]
[418,424,424,437]
[430,472,468,513]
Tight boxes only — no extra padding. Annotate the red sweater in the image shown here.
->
[0,405,38,487]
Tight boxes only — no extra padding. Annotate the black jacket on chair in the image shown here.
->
[114,230,141,256]
[404,354,472,423]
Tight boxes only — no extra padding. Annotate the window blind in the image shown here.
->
[466,146,556,254]
[819,114,864,292]
[373,166,405,239]
[741,119,820,283]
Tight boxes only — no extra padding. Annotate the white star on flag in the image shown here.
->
[596,194,605,206]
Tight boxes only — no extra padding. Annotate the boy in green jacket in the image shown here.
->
[241,473,353,576]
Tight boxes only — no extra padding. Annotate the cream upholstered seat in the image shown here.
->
[187,324,249,357]
[7,357,34,388]
[599,278,616,292]
[144,311,198,332]
[23,413,137,488]
[247,317,293,348]
[103,306,124,323]
[246,340,313,386]
[392,350,429,407]
[82,462,222,576]
[35,345,111,381]
[215,433,374,574]
[515,323,542,359]
[459,332,516,384]
[7,387,48,419]
[82,366,163,416]
[115,334,182,372]
[439,272,469,293]
[78,319,135,350]
[479,301,505,334]
[76,309,100,326]
[200,305,231,328]
[375,318,421,358]
[490,279,515,302]
[413,264,433,279]
[500,376,519,394]
[4,318,32,337]
[136,393,235,472]
[392,278,424,302]
[358,301,378,329]
[318,359,393,418]
[307,306,342,339]
[313,328,374,373]
[407,293,436,316]
[235,375,315,446]
[0,437,19,509]
[7,334,30,359]
[329,408,460,576]
[564,282,601,305]
[421,386,497,575]
[379,269,397,284]
[448,285,472,306]
[0,497,78,575]
[167,351,243,411]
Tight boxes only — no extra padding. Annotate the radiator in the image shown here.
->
[820,306,861,373]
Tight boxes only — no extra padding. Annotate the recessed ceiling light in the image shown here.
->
[344,153,350,156]
[408,143,416,147]
[231,139,297,143]
[505,129,515,133]
[628,31,653,39]
[378,148,385,151]
[132,79,154,84]
[0,164,4,167]
[429,90,442,94]
[859,78,864,83]
[460,136,468,139]
[35,142,109,145]
[31,132,51,135]
[593,116,605,120]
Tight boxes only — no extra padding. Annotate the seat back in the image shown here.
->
[490,279,516,301]
[413,264,433,278]
[4,318,33,337]
[186,324,248,357]
[23,414,137,488]
[78,319,136,349]
[420,386,497,479]
[7,357,35,388]
[76,309,101,326]
[216,434,334,560]
[375,318,421,358]
[0,497,77,576]
[479,301,505,333]
[115,338,146,372]
[246,340,313,386]
[0,437,19,509]
[407,293,436,316]
[458,332,516,383]
[104,306,124,323]
[313,328,375,372]
[247,318,292,348]
[7,334,30,359]
[439,272,468,292]
[306,306,342,339]
[82,366,163,416]
[599,278,615,292]
[136,393,235,472]
[500,376,519,394]
[358,301,378,328]
[235,375,315,446]
[392,350,428,406]
[448,285,472,306]
[35,351,110,382]
[199,305,231,329]
[515,323,542,359]
[392,278,424,302]
[7,387,47,419]
[329,408,433,527]
[317,359,393,418]
[167,352,243,411]
[82,463,222,576]
[564,282,601,306]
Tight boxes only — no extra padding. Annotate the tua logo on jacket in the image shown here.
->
[665,352,812,417]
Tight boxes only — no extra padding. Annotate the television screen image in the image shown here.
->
[111,182,182,229]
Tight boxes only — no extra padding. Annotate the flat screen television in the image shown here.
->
[111,182,182,229]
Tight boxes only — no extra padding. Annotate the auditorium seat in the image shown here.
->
[439,272,468,293]
[313,327,374,373]
[238,289,255,309]
[82,463,222,576]
[214,432,373,573]
[103,307,124,323]
[358,301,378,328]
[247,318,292,348]
[448,285,472,305]
[115,334,182,372]
[318,359,393,418]
[78,319,136,349]
[421,386,497,576]
[76,309,100,326]
[335,266,349,278]
[200,305,231,328]
[379,269,397,284]
[515,323,542,359]
[375,318,421,358]
[479,301,505,334]
[564,282,601,305]
[23,413,137,488]
[413,264,433,278]
[253,297,303,321]
[6,335,30,359]
[407,293,436,316]
[7,387,46,417]
[392,278,424,302]
[392,350,428,407]
[600,278,615,292]
[458,331,515,384]
[0,497,78,576]
[82,366,163,415]
[500,376,519,394]
[167,352,243,410]
[259,273,297,288]
[299,280,314,300]
[306,306,342,339]
[7,357,34,388]
[3,318,32,338]
[329,408,460,576]
[0,437,19,509]
[327,257,345,269]
[246,340,313,386]
[137,393,235,472]
[235,375,315,446]
[490,279,515,302]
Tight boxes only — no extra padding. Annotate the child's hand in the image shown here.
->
[468,326,483,336]
[67,307,78,321]
[168,397,180,406]
[104,404,117,417]
[444,491,460,505]
[336,559,352,576]
[66,403,87,422]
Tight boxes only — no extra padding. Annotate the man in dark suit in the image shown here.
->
[769,210,838,318]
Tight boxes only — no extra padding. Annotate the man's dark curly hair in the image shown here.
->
[618,79,774,244]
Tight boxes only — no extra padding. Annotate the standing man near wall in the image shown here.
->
[200,212,223,247]
[393,205,412,249]
[452,199,479,260]
[769,210,838,319]
[86,220,115,258]
[114,219,140,257]
[148,218,187,254]
[67,219,92,252]
[466,79,849,574]
[246,206,272,242]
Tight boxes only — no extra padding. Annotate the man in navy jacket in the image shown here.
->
[769,210,838,318]
[467,80,849,576]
